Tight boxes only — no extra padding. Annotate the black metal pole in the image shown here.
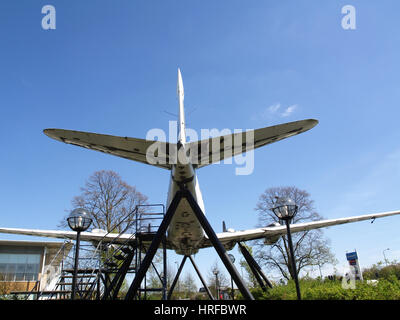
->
[215,273,219,300]
[231,277,234,300]
[162,236,167,300]
[167,255,187,300]
[184,190,254,300]
[188,256,214,300]
[71,230,81,300]
[285,219,301,300]
[138,238,142,300]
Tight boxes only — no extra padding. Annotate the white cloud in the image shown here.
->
[281,104,297,117]
[268,103,281,113]
[254,103,298,121]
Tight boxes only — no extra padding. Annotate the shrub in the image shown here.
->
[252,277,400,300]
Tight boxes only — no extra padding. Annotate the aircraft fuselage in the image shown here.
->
[166,150,206,255]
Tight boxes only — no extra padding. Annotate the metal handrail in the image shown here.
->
[76,205,145,299]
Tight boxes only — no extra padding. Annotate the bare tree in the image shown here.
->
[255,186,337,280]
[60,170,148,233]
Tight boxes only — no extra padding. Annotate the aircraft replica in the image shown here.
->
[1,69,399,251]
[0,69,399,299]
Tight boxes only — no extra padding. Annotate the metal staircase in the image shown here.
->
[19,203,167,300]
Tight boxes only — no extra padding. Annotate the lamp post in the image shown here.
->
[228,254,235,300]
[67,208,92,300]
[383,248,390,266]
[271,197,301,300]
[213,270,219,300]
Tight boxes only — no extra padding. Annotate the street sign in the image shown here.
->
[345,250,363,281]
[349,259,357,266]
[346,251,358,261]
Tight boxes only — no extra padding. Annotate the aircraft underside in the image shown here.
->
[167,165,206,255]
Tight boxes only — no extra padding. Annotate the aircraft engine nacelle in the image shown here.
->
[264,222,281,245]
[221,224,237,251]
[223,241,236,251]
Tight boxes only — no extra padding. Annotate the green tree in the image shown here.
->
[363,260,400,280]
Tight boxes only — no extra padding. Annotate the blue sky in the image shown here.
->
[1,1,400,286]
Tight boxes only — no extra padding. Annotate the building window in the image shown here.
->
[0,253,41,281]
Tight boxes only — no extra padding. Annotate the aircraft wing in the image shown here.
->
[199,209,400,249]
[2,209,399,252]
[0,227,136,243]
[43,129,173,170]
[188,119,318,169]
[0,227,176,249]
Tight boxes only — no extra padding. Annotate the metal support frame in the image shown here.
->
[188,256,214,300]
[184,190,254,300]
[238,242,273,291]
[125,189,254,300]
[167,255,187,300]
[125,192,181,300]
[167,255,214,300]
[134,204,167,300]
[102,246,135,300]
[162,235,167,300]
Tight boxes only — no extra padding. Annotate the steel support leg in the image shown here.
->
[188,256,214,300]
[167,255,187,300]
[184,190,254,300]
[126,189,254,300]
[238,242,273,290]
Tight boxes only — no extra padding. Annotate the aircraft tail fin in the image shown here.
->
[177,68,186,145]
[187,119,318,168]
